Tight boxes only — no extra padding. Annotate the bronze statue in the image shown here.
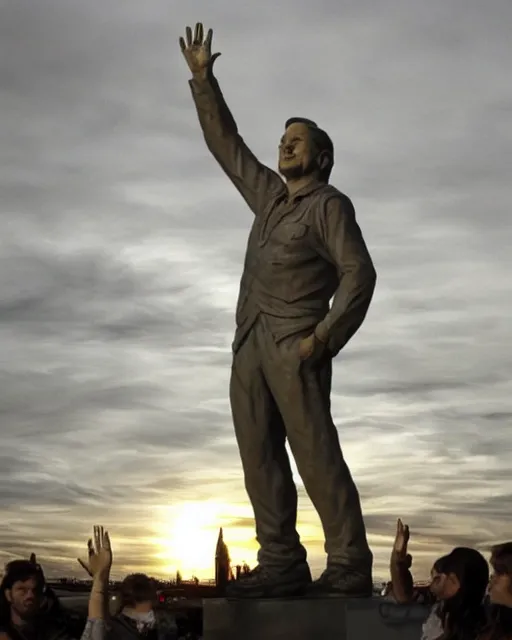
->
[180,24,377,599]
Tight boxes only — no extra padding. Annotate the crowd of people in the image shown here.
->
[0,526,189,640]
[387,518,512,640]
[1,520,512,639]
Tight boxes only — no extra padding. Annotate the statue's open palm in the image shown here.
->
[179,23,220,75]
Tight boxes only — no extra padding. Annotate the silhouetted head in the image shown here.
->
[489,542,512,606]
[430,547,489,603]
[430,547,489,640]
[278,117,334,183]
[115,573,157,615]
[484,543,512,640]
[0,560,46,624]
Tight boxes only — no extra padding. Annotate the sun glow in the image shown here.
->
[154,501,257,579]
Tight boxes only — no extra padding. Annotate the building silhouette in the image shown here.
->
[214,528,230,594]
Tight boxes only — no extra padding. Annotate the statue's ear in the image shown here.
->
[316,150,332,172]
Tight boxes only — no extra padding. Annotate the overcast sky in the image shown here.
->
[1,0,511,581]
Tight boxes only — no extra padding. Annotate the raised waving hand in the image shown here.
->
[179,23,221,77]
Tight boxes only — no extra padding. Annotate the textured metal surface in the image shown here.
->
[203,597,428,640]
[346,599,428,640]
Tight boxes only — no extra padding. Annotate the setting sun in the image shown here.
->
[153,501,257,579]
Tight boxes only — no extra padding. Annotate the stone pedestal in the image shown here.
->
[203,596,428,640]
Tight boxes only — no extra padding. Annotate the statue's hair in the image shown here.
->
[285,117,334,182]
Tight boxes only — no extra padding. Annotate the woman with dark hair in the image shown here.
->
[106,574,177,640]
[479,542,512,640]
[390,519,489,640]
[430,547,489,640]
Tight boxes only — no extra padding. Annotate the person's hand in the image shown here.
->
[77,525,112,581]
[393,518,410,558]
[298,332,327,365]
[179,23,221,79]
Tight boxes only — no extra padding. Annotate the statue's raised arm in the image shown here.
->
[179,24,284,215]
[180,23,377,603]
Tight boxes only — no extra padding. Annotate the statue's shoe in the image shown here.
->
[225,563,312,599]
[307,567,373,598]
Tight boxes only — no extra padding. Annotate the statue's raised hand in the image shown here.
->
[179,23,220,78]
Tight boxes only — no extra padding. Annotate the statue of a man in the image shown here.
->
[180,24,377,599]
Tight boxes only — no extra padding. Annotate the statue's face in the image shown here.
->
[278,122,315,179]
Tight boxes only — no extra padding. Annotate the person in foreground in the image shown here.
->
[180,23,377,598]
[106,573,177,639]
[391,519,489,640]
[481,542,512,640]
[2,553,84,637]
[0,525,112,640]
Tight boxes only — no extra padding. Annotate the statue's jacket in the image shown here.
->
[189,74,377,357]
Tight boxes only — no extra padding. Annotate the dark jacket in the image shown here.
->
[0,619,74,640]
[106,613,177,640]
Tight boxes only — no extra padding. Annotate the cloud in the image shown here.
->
[0,0,511,581]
